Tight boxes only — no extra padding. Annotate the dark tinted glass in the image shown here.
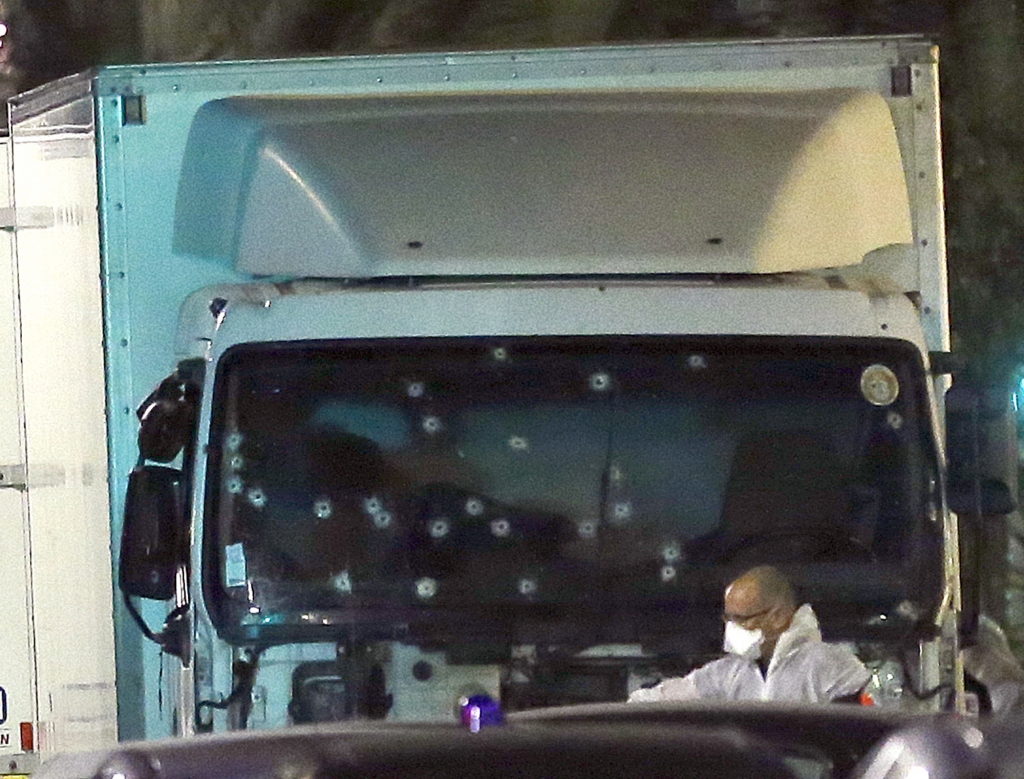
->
[204,336,940,646]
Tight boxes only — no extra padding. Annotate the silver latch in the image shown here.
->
[0,464,27,490]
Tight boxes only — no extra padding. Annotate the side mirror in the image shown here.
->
[945,381,1018,517]
[120,465,185,600]
[137,371,198,463]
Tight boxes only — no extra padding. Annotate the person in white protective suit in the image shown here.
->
[629,565,870,703]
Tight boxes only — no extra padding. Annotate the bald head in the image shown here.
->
[723,566,798,660]
[729,566,796,611]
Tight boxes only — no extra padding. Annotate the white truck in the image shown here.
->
[1,35,1016,751]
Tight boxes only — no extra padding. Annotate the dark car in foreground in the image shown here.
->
[36,700,1001,779]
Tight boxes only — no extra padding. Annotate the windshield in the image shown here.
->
[203,335,942,650]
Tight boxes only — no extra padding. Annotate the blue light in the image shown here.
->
[459,694,504,731]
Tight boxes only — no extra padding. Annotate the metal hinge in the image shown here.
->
[0,463,27,490]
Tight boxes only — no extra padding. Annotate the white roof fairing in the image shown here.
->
[174,88,913,278]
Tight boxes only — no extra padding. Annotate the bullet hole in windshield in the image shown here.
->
[332,570,352,594]
[518,578,538,596]
[491,518,511,538]
[611,501,633,523]
[508,435,529,451]
[416,578,437,599]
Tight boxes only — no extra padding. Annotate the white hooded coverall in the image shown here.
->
[629,604,870,703]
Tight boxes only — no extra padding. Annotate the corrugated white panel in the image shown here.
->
[10,106,118,758]
[0,136,40,771]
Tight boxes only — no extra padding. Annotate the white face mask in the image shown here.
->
[723,620,764,661]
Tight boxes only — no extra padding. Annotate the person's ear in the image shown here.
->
[765,606,792,635]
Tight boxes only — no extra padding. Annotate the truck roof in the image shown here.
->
[173,87,912,279]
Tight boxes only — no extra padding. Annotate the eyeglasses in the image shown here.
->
[721,607,773,626]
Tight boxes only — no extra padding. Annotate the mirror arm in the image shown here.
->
[123,592,189,659]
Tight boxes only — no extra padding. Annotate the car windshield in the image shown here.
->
[203,335,942,650]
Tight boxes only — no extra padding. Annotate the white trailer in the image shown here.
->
[0,110,118,772]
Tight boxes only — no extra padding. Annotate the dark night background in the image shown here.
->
[4,0,1024,650]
